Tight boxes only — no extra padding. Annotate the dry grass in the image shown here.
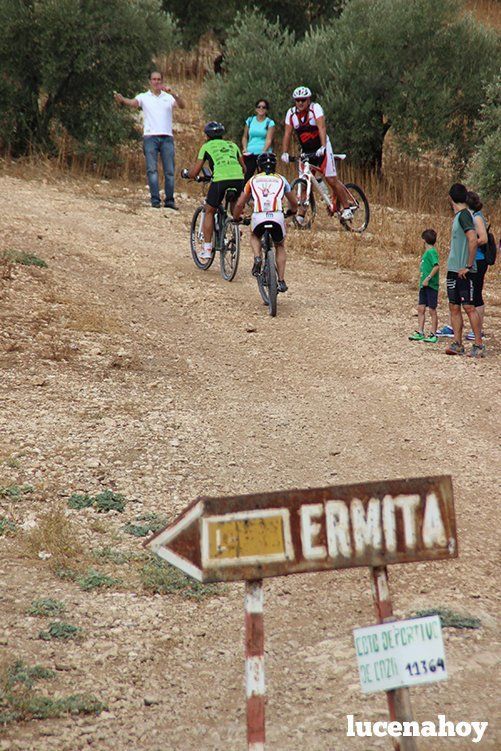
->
[288,202,501,314]
[467,0,501,29]
[158,33,221,82]
[1,254,14,280]
[22,507,83,571]
[65,309,121,335]
[44,332,74,362]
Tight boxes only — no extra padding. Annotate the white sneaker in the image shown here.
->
[198,248,213,260]
[341,207,354,221]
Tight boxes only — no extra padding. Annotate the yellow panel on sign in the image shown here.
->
[207,515,286,560]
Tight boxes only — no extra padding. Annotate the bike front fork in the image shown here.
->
[316,178,336,212]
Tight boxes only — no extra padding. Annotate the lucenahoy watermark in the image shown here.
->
[346,714,488,744]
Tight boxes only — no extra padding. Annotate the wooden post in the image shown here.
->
[370,566,418,751]
[245,579,265,751]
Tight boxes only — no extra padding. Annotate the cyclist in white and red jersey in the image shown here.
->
[281,86,354,221]
[233,152,298,292]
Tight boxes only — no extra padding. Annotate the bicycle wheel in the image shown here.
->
[257,260,270,306]
[257,236,278,317]
[290,178,316,230]
[219,217,240,281]
[342,183,370,233]
[190,205,215,270]
[257,233,270,305]
[265,249,278,317]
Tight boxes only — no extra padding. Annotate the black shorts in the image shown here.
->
[446,271,475,306]
[206,179,244,209]
[418,286,438,309]
[252,221,284,243]
[473,259,488,307]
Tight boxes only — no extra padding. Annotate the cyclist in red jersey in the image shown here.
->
[281,86,354,221]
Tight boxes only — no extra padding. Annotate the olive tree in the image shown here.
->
[323,0,501,171]
[203,0,500,173]
[467,78,501,200]
[0,0,179,158]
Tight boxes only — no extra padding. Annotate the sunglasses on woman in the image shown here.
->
[256,104,267,110]
[294,98,308,103]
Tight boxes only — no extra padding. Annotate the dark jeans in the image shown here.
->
[143,135,175,207]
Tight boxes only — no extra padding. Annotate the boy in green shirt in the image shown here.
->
[409,229,439,342]
[182,121,245,259]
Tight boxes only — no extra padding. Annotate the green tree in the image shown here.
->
[322,0,500,171]
[239,1,347,40]
[163,0,347,47]
[203,11,297,140]
[467,78,501,200]
[0,0,179,158]
[163,0,238,48]
[204,0,500,173]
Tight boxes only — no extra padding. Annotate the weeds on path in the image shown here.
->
[414,607,482,629]
[28,598,66,617]
[22,508,82,570]
[140,555,222,600]
[0,660,105,724]
[38,622,82,641]
[67,490,126,513]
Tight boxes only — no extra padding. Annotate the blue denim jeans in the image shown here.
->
[143,135,175,207]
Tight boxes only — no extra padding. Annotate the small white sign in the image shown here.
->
[353,615,447,694]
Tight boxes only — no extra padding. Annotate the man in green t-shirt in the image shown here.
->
[183,121,245,259]
[445,183,484,357]
[409,228,440,343]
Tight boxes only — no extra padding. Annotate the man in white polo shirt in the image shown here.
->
[115,71,185,209]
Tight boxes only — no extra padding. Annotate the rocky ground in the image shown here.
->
[0,173,499,750]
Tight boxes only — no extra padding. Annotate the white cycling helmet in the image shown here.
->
[292,86,312,100]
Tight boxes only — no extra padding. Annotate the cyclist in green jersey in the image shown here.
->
[183,122,245,259]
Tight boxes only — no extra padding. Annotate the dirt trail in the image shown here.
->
[0,175,499,750]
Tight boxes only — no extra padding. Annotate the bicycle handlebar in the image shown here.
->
[180,169,212,183]
[289,152,347,163]
[289,152,316,163]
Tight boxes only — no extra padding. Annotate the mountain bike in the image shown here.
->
[289,153,370,233]
[182,173,240,282]
[242,212,293,318]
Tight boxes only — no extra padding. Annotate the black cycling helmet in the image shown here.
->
[256,152,277,175]
[204,121,225,139]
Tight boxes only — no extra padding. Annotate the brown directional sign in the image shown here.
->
[145,475,457,583]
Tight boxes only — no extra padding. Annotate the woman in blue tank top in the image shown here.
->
[242,99,275,183]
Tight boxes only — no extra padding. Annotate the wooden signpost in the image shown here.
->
[145,475,457,751]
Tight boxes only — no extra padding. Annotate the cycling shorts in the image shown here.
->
[446,271,475,306]
[251,211,286,243]
[305,139,337,178]
[206,179,244,209]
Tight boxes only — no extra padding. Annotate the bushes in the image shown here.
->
[203,1,501,172]
[165,0,347,47]
[203,11,297,142]
[0,0,179,158]
[467,78,501,200]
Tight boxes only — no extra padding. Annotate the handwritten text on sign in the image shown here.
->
[354,616,447,694]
